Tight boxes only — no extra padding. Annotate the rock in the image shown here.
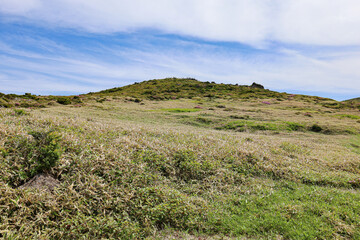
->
[250,82,264,89]
[18,173,60,192]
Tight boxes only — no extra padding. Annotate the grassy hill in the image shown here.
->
[1,78,360,239]
[1,78,357,111]
[95,77,285,100]
[345,97,360,103]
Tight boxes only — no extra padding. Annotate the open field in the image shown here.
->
[1,79,360,239]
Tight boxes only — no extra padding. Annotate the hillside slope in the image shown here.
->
[1,78,360,239]
[94,78,333,102]
[345,97,360,102]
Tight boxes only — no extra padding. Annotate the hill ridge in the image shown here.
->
[91,77,331,102]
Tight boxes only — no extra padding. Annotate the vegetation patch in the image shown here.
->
[285,121,305,131]
[218,120,306,132]
[3,130,62,187]
[218,120,280,132]
[309,124,323,133]
[335,114,360,120]
[209,182,360,239]
[346,136,360,154]
[57,97,72,105]
[161,108,201,113]
[13,109,29,116]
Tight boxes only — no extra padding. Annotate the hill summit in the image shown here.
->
[94,78,279,100]
[0,78,358,110]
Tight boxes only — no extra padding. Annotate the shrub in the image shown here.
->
[96,98,106,103]
[20,102,32,108]
[309,124,322,132]
[72,96,83,103]
[57,97,71,105]
[0,102,13,108]
[24,93,37,100]
[286,122,305,131]
[5,130,62,186]
[0,98,13,108]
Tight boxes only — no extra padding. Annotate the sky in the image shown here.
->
[0,0,360,100]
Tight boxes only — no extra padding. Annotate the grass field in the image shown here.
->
[1,79,360,239]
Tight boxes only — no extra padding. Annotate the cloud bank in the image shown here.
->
[1,0,360,46]
[0,0,360,100]
[0,32,359,99]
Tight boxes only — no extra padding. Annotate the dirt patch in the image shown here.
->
[18,173,60,192]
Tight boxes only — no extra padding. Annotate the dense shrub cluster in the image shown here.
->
[57,97,72,105]
[3,130,62,186]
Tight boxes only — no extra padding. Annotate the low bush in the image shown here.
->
[4,130,62,186]
[57,97,72,105]
[309,124,322,132]
[286,122,305,131]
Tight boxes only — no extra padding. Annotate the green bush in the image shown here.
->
[5,130,62,186]
[286,122,305,131]
[0,98,13,108]
[57,97,71,105]
[20,102,32,108]
[72,96,83,103]
[309,124,322,132]
[96,98,106,103]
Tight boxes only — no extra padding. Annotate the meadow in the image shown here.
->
[0,79,360,239]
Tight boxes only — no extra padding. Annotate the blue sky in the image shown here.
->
[1,1,360,100]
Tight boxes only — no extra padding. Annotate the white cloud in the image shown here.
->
[0,0,41,14]
[1,0,360,46]
[1,1,360,100]
[1,36,360,99]
[274,0,360,45]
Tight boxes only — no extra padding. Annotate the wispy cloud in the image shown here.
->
[0,31,359,99]
[1,0,360,46]
[0,1,360,100]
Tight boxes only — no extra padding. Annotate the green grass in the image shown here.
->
[346,136,360,155]
[0,79,360,239]
[161,108,201,113]
[210,181,360,239]
[335,114,360,120]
